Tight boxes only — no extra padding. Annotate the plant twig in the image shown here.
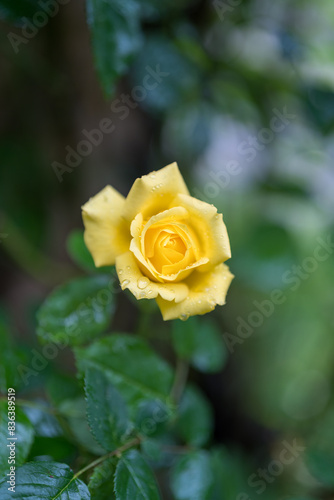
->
[170,358,189,405]
[0,211,76,285]
[73,437,142,480]
[0,397,59,415]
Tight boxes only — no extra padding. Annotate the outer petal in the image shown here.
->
[82,185,130,267]
[129,212,164,282]
[156,264,234,321]
[115,252,189,303]
[122,162,190,222]
[169,193,231,271]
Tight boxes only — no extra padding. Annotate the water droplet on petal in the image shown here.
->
[126,266,131,271]
[118,269,123,275]
[208,297,216,308]
[137,277,150,290]
[180,313,189,321]
[121,279,130,287]
[148,290,153,295]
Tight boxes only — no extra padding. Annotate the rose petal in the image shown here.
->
[130,213,165,282]
[122,162,190,222]
[130,206,209,282]
[169,194,231,271]
[82,186,130,267]
[140,206,189,258]
[130,207,189,282]
[115,252,189,303]
[156,263,234,320]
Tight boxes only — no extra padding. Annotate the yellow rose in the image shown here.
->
[82,162,233,320]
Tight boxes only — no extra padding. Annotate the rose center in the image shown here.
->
[144,224,196,275]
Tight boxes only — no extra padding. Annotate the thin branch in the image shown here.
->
[0,211,75,285]
[170,358,189,405]
[161,444,196,454]
[73,437,142,480]
[0,397,59,415]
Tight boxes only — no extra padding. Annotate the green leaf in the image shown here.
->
[141,434,178,470]
[28,436,76,464]
[58,398,105,456]
[176,385,213,447]
[114,449,161,500]
[75,334,173,416]
[133,0,199,21]
[47,372,82,407]
[163,102,212,164]
[140,439,165,464]
[130,35,200,113]
[22,404,62,438]
[37,275,115,346]
[135,399,172,438]
[306,449,334,488]
[209,448,250,499]
[66,230,114,274]
[0,401,35,476]
[0,310,27,392]
[88,458,116,500]
[86,0,143,98]
[0,0,38,24]
[85,368,131,451]
[171,451,214,500]
[66,230,97,272]
[0,461,90,499]
[172,318,227,373]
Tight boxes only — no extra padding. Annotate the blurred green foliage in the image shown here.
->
[1,0,334,498]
